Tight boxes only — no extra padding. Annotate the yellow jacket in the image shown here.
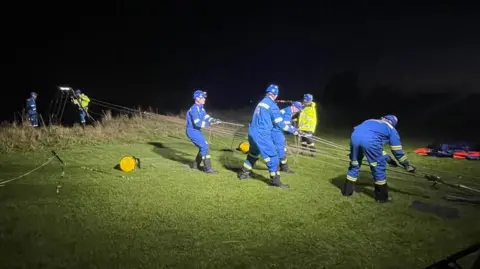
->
[298,101,317,132]
[72,93,90,108]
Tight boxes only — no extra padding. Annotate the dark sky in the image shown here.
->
[4,1,480,121]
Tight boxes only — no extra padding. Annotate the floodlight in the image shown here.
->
[59,86,72,91]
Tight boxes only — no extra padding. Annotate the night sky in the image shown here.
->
[4,1,480,122]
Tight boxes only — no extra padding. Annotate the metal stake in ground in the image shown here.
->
[51,150,67,193]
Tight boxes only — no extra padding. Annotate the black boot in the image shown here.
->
[203,158,217,174]
[81,122,86,129]
[342,180,356,196]
[375,184,391,203]
[279,162,295,174]
[192,153,203,170]
[387,158,399,167]
[237,167,250,180]
[269,174,290,189]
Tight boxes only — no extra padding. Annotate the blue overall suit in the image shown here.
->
[342,116,415,202]
[272,107,292,161]
[186,103,216,157]
[238,86,299,188]
[26,96,38,127]
[185,90,220,174]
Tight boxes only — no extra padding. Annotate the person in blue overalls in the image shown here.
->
[26,92,39,127]
[272,101,304,173]
[237,84,303,188]
[185,90,222,173]
[342,115,416,202]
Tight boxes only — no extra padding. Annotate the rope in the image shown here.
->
[53,96,480,184]
[0,156,55,186]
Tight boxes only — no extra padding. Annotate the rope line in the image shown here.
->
[0,156,55,186]
[50,95,480,183]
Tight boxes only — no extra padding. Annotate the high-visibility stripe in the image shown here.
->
[382,151,387,155]
[370,162,378,167]
[243,162,252,170]
[381,120,394,129]
[351,160,359,165]
[264,157,271,162]
[284,121,291,124]
[347,175,357,182]
[205,155,211,159]
[274,117,283,123]
[194,119,200,124]
[391,145,402,150]
[201,121,206,128]
[399,155,407,162]
[270,172,276,176]
[258,103,270,109]
[375,179,387,185]
[283,126,289,131]
[281,159,287,164]
[204,114,211,120]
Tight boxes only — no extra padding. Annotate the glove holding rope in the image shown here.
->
[293,130,305,137]
[212,119,222,125]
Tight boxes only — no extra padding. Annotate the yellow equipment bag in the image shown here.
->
[237,142,250,154]
[119,156,140,172]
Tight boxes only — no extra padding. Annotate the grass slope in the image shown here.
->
[0,126,479,268]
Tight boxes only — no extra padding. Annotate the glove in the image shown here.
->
[293,130,304,136]
[405,165,416,173]
[212,119,222,125]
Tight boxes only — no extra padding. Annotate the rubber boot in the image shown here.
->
[375,184,392,203]
[269,174,290,189]
[237,167,250,180]
[308,145,316,157]
[341,180,356,196]
[192,152,203,170]
[81,122,86,130]
[203,158,217,174]
[300,141,308,155]
[279,162,295,174]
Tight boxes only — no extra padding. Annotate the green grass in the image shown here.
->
[1,123,479,268]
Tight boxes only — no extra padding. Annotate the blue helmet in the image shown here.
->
[193,89,207,99]
[75,89,82,94]
[30,92,38,97]
[265,84,279,96]
[382,115,398,127]
[292,101,304,111]
[303,93,313,102]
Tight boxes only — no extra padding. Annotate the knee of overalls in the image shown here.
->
[243,135,261,170]
[371,164,387,184]
[272,131,286,157]
[364,147,387,181]
[266,155,279,174]
[247,134,260,156]
[187,129,209,156]
[250,132,278,168]
[255,135,277,159]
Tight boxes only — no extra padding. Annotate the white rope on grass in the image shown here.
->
[0,156,56,186]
